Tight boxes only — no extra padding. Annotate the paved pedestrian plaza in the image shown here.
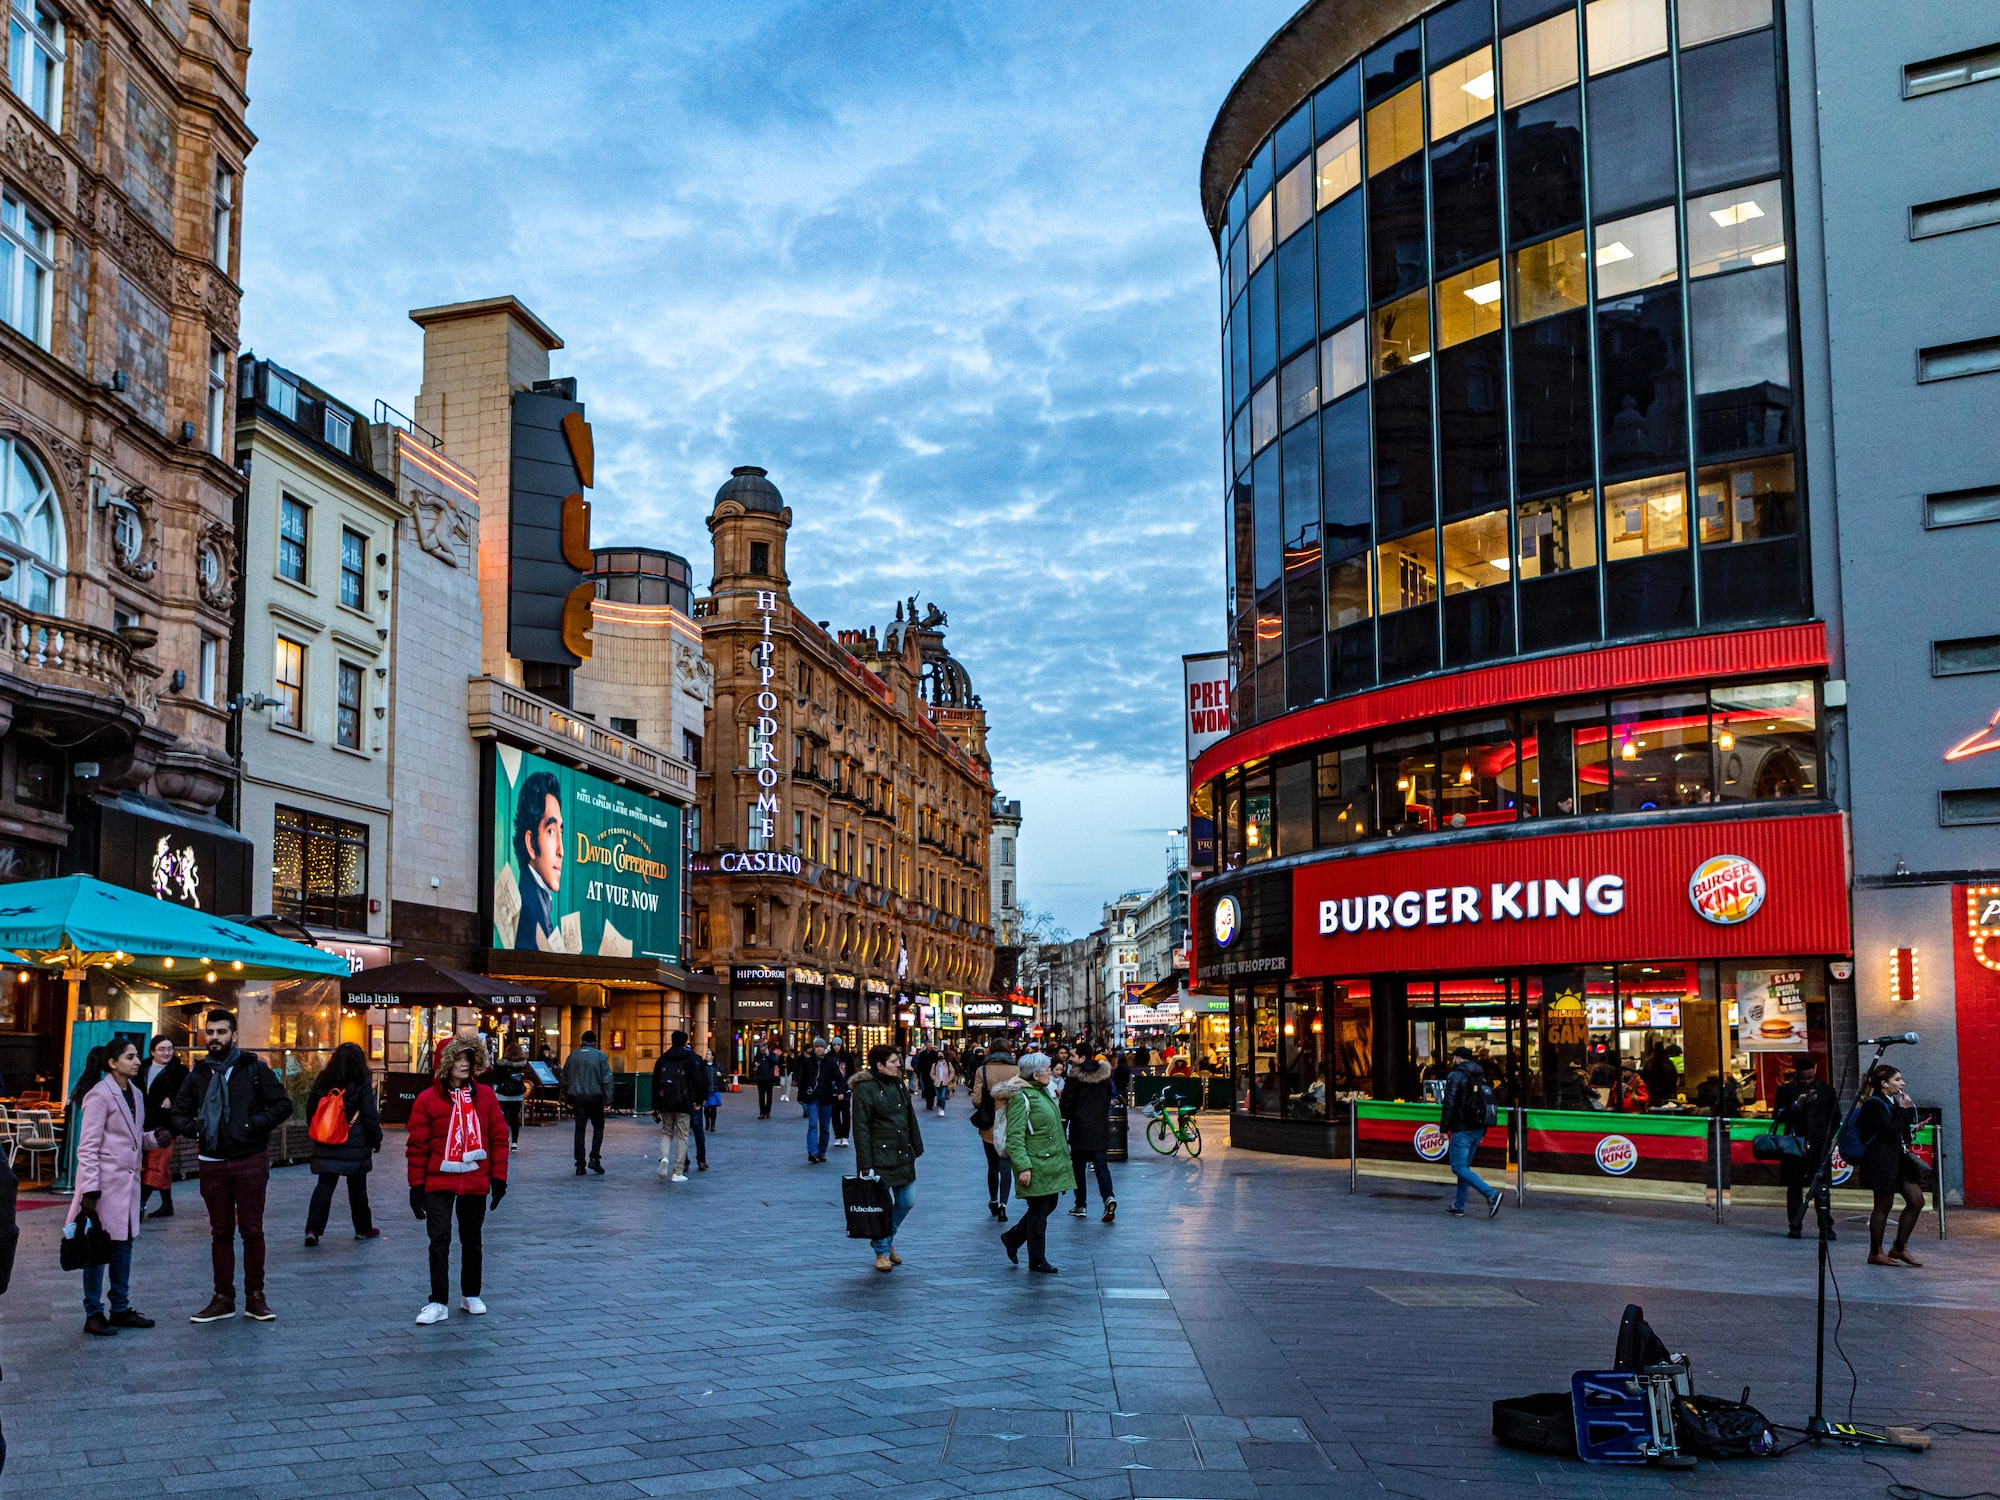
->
[7,1090,1997,1499]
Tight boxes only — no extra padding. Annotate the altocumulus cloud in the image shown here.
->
[241,0,1296,927]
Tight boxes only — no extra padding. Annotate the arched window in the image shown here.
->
[0,436,64,613]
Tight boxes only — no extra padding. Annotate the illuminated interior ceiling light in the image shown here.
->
[1408,350,1431,362]
[1459,763,1474,784]
[1620,739,1638,760]
[1750,245,1787,265]
[1489,555,1510,571]
[1710,199,1765,226]
[1595,240,1635,266]
[1397,777,1410,790]
[1459,69,1495,99]
[1463,280,1503,305]
[1718,730,1736,750]
[163,956,174,968]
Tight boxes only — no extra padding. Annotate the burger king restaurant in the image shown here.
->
[1196,813,1854,1167]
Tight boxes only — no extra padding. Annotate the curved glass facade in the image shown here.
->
[1218,0,1803,730]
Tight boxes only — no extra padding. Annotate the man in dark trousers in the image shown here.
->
[753,1043,783,1119]
[1061,1045,1118,1222]
[802,1037,847,1162]
[171,1009,292,1323]
[914,1043,940,1111]
[651,1031,706,1182]
[563,1031,613,1176]
[1439,1046,1503,1219]
[1775,1057,1840,1240]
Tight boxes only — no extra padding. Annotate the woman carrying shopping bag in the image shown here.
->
[68,1035,161,1335]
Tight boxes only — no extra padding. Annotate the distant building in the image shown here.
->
[990,795,1022,945]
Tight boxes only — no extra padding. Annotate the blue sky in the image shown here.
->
[240,0,1297,936]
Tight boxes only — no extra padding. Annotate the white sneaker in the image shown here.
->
[460,1296,487,1316]
[670,1173,689,1182]
[415,1302,449,1325]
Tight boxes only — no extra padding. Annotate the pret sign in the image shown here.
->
[1183,651,1232,765]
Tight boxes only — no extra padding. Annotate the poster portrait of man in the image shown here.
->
[513,768,565,950]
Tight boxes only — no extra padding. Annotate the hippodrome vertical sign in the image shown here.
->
[746,589,783,848]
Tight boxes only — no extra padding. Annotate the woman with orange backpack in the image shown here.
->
[303,1042,383,1246]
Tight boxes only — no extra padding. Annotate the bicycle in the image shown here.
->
[1143,1101,1203,1158]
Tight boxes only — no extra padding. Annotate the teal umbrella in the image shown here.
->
[0,874,349,1090]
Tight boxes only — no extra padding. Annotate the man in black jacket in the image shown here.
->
[752,1044,782,1119]
[1438,1047,1503,1221]
[651,1031,706,1182]
[1774,1058,1839,1240]
[1061,1049,1118,1223]
[170,1009,292,1323]
[802,1038,846,1163]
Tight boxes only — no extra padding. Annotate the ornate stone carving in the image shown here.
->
[2,117,67,214]
[410,483,471,566]
[110,482,158,582]
[35,429,83,504]
[674,638,715,707]
[93,184,173,300]
[196,519,235,610]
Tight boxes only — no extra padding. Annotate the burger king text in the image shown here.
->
[1318,875,1626,935]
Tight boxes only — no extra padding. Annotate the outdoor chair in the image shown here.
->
[14,1108,57,1182]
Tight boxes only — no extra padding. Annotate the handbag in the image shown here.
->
[841,1173,895,1240]
[1750,1132,1806,1163]
[59,1208,113,1272]
[309,1089,351,1146]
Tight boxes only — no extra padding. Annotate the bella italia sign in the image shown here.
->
[746,589,783,848]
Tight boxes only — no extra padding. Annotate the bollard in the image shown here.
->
[1107,1098,1129,1162]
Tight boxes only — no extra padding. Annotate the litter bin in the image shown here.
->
[1107,1098,1128,1162]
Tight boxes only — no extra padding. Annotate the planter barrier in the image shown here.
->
[1343,1100,1946,1239]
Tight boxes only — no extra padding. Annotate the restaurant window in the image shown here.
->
[1712,679,1817,800]
[273,636,305,730]
[1516,487,1596,577]
[1610,690,1710,809]
[1242,766,1274,862]
[1373,728,1438,835]
[278,496,308,583]
[272,806,369,931]
[1283,985,1328,1118]
[1238,988,1282,1115]
[1697,453,1795,545]
[1223,776,1244,869]
[1602,471,1688,559]
[1438,715,1519,828]
[1375,529,1436,615]
[335,661,364,750]
[1315,744,1371,845]
[1274,757,1313,856]
[1718,960,1827,1114]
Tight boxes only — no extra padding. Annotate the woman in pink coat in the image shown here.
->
[67,1034,165,1336]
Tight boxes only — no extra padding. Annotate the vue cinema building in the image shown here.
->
[1191,0,2000,1202]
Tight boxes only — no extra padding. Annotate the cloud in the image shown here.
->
[240,0,1296,933]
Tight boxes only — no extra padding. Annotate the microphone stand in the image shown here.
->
[1801,1038,1925,1451]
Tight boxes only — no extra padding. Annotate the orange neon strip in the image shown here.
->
[1944,707,2000,762]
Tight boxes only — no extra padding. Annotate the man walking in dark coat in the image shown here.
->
[562,1031,613,1176]
[753,1044,782,1118]
[651,1031,705,1182]
[1775,1057,1839,1239]
[1061,1047,1118,1222]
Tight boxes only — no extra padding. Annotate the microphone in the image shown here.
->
[1857,1033,1919,1046]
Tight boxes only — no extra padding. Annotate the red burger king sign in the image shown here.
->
[1688,854,1766,926]
[1594,1134,1639,1175]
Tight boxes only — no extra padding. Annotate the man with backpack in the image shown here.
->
[651,1031,705,1182]
[1439,1046,1503,1219]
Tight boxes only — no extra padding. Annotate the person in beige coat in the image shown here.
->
[969,1045,1019,1220]
[68,1035,165,1335]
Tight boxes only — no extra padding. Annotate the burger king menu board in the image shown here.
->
[1737,968,1807,1051]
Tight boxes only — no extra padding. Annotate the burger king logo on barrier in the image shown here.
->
[1213,895,1240,948]
[1828,1145,1853,1187]
[1688,854,1767,925]
[1594,1134,1639,1175]
[1414,1124,1450,1162]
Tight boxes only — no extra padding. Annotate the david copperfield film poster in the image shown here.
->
[489,744,680,962]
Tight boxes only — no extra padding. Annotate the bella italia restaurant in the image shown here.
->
[1191,812,1892,1204]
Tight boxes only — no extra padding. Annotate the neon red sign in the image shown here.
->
[1945,707,2000,763]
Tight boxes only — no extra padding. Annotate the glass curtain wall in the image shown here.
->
[1221,0,1804,730]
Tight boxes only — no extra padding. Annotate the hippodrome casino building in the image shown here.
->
[1187,0,2000,1204]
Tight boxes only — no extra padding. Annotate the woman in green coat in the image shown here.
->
[850,1044,924,1272]
[996,1051,1074,1273]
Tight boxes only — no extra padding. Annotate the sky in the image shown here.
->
[240,0,1298,937]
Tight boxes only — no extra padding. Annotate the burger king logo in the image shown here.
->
[1594,1134,1639,1175]
[1213,895,1240,948]
[1414,1124,1449,1162]
[1828,1146,1853,1188]
[1689,855,1767,925]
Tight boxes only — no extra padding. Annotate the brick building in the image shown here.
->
[0,1,257,1088]
[691,466,996,1067]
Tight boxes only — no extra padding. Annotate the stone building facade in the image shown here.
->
[0,1,255,1087]
[691,466,995,1067]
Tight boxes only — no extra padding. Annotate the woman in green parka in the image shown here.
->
[850,1044,924,1272]
[995,1050,1074,1274]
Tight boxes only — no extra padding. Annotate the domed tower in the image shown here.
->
[706,466,791,615]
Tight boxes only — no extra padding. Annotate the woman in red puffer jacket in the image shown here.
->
[406,1036,509,1326]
